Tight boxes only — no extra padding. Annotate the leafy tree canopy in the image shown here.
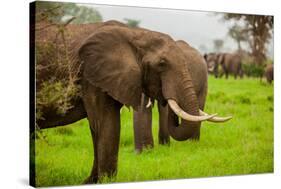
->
[124,18,141,28]
[222,13,273,65]
[36,1,102,24]
[213,39,224,52]
[228,24,248,50]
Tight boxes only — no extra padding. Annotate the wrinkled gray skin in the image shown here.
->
[133,40,208,152]
[38,21,211,183]
[204,52,243,79]
[264,64,274,84]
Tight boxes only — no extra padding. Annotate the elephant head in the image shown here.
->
[204,53,220,77]
[79,22,226,141]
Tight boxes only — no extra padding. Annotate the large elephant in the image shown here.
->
[36,20,231,183]
[133,41,232,152]
[264,64,273,84]
[204,52,243,79]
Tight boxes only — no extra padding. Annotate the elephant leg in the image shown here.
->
[83,125,98,183]
[225,71,229,79]
[158,103,170,145]
[133,93,153,153]
[83,84,122,183]
[239,69,244,79]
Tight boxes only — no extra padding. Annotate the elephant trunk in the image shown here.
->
[161,68,202,141]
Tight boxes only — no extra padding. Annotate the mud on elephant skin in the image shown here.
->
[36,20,232,183]
[133,40,232,153]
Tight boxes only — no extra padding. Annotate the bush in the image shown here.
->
[242,62,265,78]
[36,80,81,121]
[35,14,81,122]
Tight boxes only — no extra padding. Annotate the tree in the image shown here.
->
[61,4,103,24]
[228,24,248,50]
[222,14,273,65]
[124,18,141,28]
[34,1,103,121]
[213,39,224,52]
[36,1,102,24]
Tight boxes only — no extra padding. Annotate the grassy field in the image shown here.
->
[34,76,274,187]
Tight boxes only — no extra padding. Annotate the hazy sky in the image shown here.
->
[82,3,273,57]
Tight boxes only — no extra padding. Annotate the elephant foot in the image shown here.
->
[135,148,142,154]
[135,144,154,154]
[159,139,170,146]
[83,175,98,184]
[159,137,170,145]
[190,135,200,141]
[190,132,200,141]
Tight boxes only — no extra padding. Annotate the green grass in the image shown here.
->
[34,76,273,187]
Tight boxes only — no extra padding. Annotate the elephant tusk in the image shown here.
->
[146,98,152,108]
[199,109,232,122]
[168,99,217,122]
[208,67,214,72]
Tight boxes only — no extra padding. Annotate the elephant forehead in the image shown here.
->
[165,46,185,60]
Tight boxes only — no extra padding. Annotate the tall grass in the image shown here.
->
[35,76,273,186]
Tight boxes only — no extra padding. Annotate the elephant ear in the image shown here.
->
[203,53,208,61]
[79,25,142,110]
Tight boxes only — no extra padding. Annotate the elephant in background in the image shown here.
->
[204,52,243,79]
[264,64,274,84]
[133,40,232,153]
[203,53,219,75]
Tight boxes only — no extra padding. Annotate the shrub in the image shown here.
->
[36,80,81,121]
[242,62,265,78]
[35,14,81,122]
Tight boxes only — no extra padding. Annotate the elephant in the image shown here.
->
[264,64,273,84]
[35,20,232,183]
[204,52,243,79]
[133,41,232,153]
[203,53,219,75]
